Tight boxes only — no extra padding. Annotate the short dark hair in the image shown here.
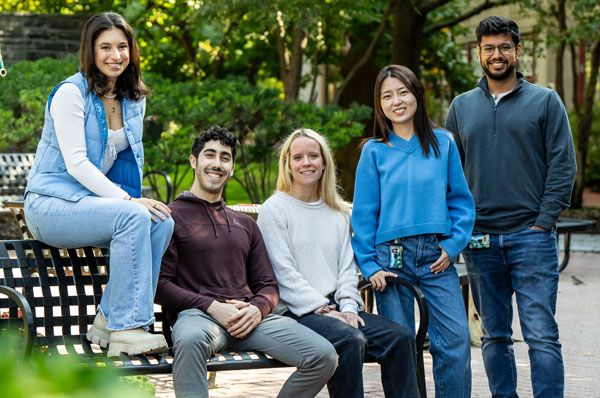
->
[371,64,440,158]
[476,16,520,46]
[191,126,238,162]
[79,12,149,100]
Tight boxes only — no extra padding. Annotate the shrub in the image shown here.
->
[0,56,79,152]
[145,74,371,202]
[0,337,153,398]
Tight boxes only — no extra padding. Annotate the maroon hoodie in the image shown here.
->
[155,192,279,327]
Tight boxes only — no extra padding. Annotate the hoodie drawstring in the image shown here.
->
[221,199,232,233]
[202,201,219,238]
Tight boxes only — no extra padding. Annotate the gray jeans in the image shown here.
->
[171,308,338,398]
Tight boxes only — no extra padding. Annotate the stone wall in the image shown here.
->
[0,13,89,67]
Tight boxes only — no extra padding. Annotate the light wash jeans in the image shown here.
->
[171,308,338,398]
[462,227,563,398]
[374,234,471,398]
[24,193,174,331]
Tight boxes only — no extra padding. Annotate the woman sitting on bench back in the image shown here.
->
[24,12,173,357]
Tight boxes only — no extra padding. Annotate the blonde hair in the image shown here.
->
[276,128,349,215]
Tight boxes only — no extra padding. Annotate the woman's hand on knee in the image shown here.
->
[340,312,365,328]
[322,310,346,323]
[131,197,171,222]
[368,270,397,292]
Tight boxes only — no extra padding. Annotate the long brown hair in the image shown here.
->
[79,12,149,101]
[371,64,440,158]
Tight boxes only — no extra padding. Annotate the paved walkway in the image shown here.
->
[147,251,600,397]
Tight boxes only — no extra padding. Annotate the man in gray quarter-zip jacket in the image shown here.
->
[446,16,576,398]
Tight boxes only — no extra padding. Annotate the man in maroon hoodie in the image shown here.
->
[156,126,338,398]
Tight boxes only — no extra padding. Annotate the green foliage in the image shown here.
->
[0,337,153,398]
[0,0,116,13]
[419,4,479,124]
[122,375,157,395]
[144,74,370,202]
[0,56,79,152]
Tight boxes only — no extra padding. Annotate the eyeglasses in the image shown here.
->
[480,43,515,56]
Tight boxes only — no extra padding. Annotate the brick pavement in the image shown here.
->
[147,251,600,397]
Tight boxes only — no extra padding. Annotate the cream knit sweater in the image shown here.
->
[257,192,364,316]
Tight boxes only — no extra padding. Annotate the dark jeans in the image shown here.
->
[285,309,419,398]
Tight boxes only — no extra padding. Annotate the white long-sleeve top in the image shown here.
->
[257,191,364,317]
[50,83,129,199]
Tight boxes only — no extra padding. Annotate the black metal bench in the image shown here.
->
[556,216,596,272]
[0,153,35,206]
[0,240,287,375]
[0,239,429,396]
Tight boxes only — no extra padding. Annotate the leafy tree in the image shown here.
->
[523,0,600,207]
[334,0,510,107]
[0,0,115,13]
[567,0,600,207]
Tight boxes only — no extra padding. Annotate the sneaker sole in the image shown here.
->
[86,325,110,348]
[107,341,169,357]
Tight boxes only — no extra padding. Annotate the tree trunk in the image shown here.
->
[554,0,566,101]
[335,32,382,200]
[276,22,306,104]
[391,1,425,76]
[571,38,600,208]
[569,42,579,113]
[211,21,237,79]
[333,0,394,105]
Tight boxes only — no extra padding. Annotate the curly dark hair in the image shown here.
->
[191,126,238,162]
[475,16,520,46]
[79,12,149,100]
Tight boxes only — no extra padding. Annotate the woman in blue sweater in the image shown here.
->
[351,64,475,398]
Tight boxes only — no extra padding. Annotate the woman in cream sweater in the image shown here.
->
[257,128,419,398]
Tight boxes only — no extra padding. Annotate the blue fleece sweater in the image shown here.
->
[351,129,475,280]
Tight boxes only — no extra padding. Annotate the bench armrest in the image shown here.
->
[143,170,173,204]
[358,276,429,398]
[358,277,429,351]
[0,285,34,359]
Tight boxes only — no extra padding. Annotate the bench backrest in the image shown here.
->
[0,153,35,202]
[0,240,167,356]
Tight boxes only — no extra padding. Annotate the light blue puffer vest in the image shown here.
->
[26,72,145,200]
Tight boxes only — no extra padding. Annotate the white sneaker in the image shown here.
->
[86,312,110,348]
[107,328,168,357]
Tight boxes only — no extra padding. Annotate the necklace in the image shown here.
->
[102,93,118,113]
